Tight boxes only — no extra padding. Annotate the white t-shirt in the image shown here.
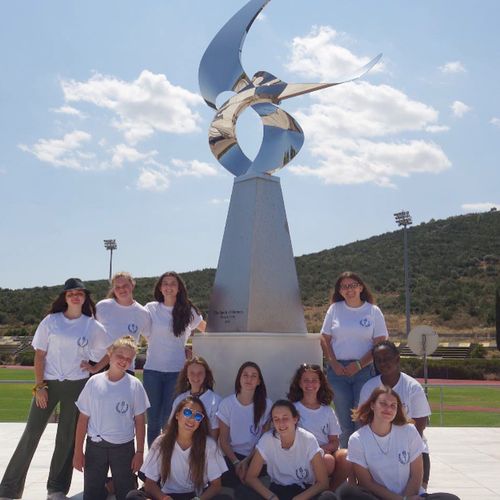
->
[76,372,150,444]
[359,372,431,452]
[96,298,151,343]
[348,424,425,496]
[360,373,431,420]
[143,302,203,372]
[169,389,222,431]
[216,394,273,456]
[32,313,109,381]
[321,301,388,360]
[293,402,341,447]
[257,427,322,487]
[141,436,227,495]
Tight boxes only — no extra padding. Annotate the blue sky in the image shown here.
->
[1,0,499,290]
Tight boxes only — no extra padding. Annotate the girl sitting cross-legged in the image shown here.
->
[126,396,231,500]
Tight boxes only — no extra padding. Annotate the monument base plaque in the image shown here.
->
[207,174,307,333]
[192,332,322,401]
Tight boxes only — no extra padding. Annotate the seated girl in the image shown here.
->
[126,396,230,500]
[216,361,272,487]
[338,386,459,500]
[169,356,222,439]
[288,364,351,490]
[245,399,337,500]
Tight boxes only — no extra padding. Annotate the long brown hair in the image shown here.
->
[351,386,410,426]
[159,396,209,492]
[174,356,215,396]
[153,271,201,337]
[287,364,333,405]
[235,361,268,428]
[49,290,96,317]
[331,271,375,304]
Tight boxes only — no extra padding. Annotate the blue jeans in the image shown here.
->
[327,361,374,448]
[143,369,179,447]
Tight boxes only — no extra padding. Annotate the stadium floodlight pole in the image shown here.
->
[103,239,117,281]
[394,210,413,336]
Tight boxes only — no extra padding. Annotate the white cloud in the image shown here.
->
[285,26,384,81]
[61,70,204,144]
[136,166,170,191]
[110,144,157,168]
[170,158,218,177]
[290,140,450,188]
[282,27,451,187]
[210,198,230,205]
[51,105,84,117]
[426,125,450,133]
[19,130,93,170]
[451,100,471,118]
[490,117,500,127]
[439,61,466,74]
[461,202,500,213]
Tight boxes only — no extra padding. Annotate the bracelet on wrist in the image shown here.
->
[232,458,241,466]
[355,361,362,370]
[32,383,48,396]
[268,494,277,500]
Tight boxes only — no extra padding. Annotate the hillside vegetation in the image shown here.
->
[1,211,499,336]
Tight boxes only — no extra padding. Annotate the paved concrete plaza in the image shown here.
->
[0,424,498,499]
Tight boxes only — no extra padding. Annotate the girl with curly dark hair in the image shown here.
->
[143,272,206,446]
[288,364,351,490]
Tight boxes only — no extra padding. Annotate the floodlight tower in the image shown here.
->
[103,239,117,280]
[394,211,412,336]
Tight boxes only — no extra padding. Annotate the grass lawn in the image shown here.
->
[1,369,499,425]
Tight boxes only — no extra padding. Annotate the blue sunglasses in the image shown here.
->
[182,407,205,422]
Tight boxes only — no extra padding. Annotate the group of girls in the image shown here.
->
[0,270,204,500]
[132,358,342,500]
[0,270,461,500]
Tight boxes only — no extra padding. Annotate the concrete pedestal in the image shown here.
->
[192,332,322,401]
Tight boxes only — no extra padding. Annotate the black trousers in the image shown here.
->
[84,438,137,500]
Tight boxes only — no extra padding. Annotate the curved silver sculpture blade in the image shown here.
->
[199,0,270,110]
[199,0,382,177]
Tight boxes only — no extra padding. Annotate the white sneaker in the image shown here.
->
[46,493,69,500]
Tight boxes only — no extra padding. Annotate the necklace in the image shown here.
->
[369,425,391,455]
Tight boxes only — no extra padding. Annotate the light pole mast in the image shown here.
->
[103,239,117,280]
[394,211,412,336]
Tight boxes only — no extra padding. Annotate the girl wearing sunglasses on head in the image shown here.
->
[320,272,388,448]
[126,396,230,500]
[288,364,351,490]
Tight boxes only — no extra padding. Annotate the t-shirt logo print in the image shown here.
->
[128,323,138,334]
[116,401,129,414]
[249,424,261,436]
[359,318,372,327]
[398,450,410,465]
[322,423,329,436]
[77,336,89,347]
[295,467,309,481]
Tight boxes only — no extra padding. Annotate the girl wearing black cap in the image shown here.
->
[0,278,109,500]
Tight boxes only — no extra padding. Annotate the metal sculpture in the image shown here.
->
[199,0,381,177]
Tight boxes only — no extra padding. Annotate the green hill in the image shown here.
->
[1,211,499,336]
